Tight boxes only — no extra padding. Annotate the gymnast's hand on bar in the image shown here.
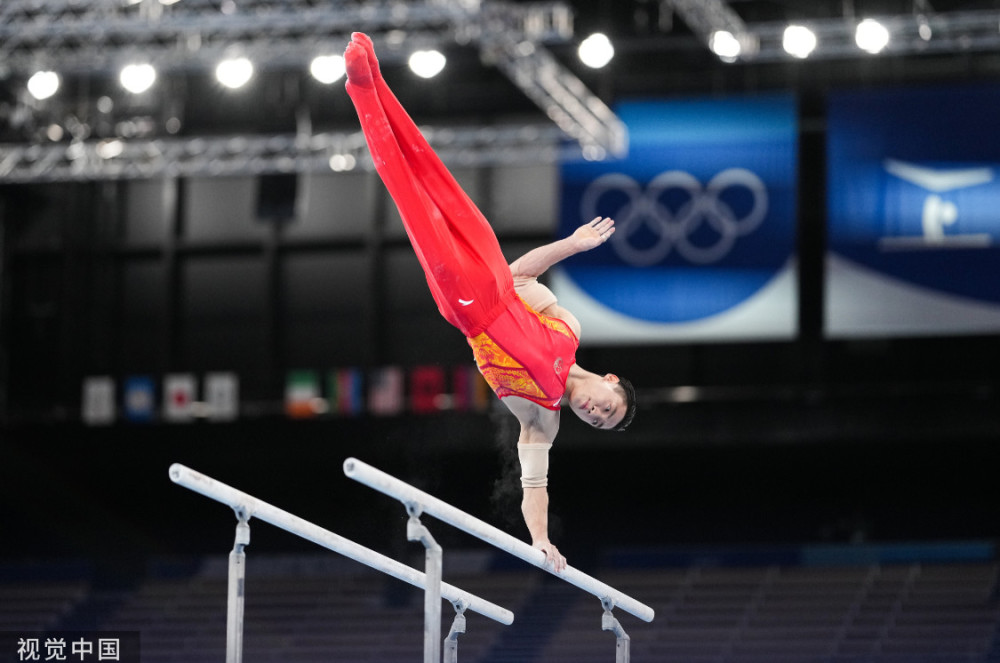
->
[534,539,567,573]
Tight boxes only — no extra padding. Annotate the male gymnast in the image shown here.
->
[344,33,636,572]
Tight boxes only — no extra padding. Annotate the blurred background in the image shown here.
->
[1,0,999,661]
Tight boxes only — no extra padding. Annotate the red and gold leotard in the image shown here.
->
[468,297,578,410]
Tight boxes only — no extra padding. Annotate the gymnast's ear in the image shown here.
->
[603,373,620,383]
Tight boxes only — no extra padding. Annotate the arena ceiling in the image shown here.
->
[1,0,999,181]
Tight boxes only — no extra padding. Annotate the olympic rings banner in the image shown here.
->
[826,85,1000,337]
[554,95,799,343]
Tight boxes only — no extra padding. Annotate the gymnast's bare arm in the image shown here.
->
[502,395,567,572]
[510,216,615,277]
[508,216,616,339]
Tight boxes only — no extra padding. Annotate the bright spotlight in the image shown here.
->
[329,154,357,172]
[408,50,446,79]
[578,32,614,69]
[709,30,741,61]
[96,139,125,160]
[917,16,932,41]
[216,57,254,89]
[120,63,157,94]
[27,71,60,100]
[783,25,817,59]
[310,54,346,84]
[855,18,890,54]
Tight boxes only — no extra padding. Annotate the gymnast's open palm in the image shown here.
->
[572,216,616,252]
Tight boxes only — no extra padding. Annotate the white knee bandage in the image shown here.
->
[518,442,552,488]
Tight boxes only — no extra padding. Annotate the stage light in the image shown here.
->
[917,16,932,41]
[408,49,446,79]
[27,71,60,100]
[578,32,614,69]
[856,18,890,54]
[96,139,125,160]
[783,25,817,58]
[120,63,157,94]
[328,154,357,172]
[310,54,345,84]
[709,30,741,61]
[216,57,254,89]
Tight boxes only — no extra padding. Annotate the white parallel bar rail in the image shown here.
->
[343,457,655,623]
[168,463,514,625]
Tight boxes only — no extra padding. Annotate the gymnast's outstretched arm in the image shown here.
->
[509,217,616,339]
[509,216,616,278]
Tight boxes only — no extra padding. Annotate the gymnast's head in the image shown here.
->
[567,372,637,432]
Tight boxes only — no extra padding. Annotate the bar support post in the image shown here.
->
[601,599,630,663]
[407,503,442,663]
[443,599,468,663]
[226,509,251,663]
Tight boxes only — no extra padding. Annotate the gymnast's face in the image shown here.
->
[568,373,626,430]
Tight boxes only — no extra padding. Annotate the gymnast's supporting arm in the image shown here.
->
[521,485,556,566]
[504,396,565,572]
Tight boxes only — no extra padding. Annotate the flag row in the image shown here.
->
[80,365,493,426]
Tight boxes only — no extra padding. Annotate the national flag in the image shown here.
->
[204,372,239,422]
[123,376,156,423]
[81,376,115,426]
[164,373,197,422]
[329,368,363,416]
[451,366,470,412]
[410,365,446,414]
[285,370,323,418]
[368,366,404,416]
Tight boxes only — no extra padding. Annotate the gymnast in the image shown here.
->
[344,33,636,572]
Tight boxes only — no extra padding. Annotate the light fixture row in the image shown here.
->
[22,32,621,103]
[711,18,896,61]
[23,48,455,102]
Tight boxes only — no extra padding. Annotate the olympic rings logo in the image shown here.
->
[580,169,770,266]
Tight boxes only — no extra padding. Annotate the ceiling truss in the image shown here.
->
[0,0,624,182]
[3,1,1000,183]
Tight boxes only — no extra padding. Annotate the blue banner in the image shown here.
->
[557,95,798,342]
[123,375,156,423]
[827,85,1000,336]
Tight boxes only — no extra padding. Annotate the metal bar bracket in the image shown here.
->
[601,598,630,663]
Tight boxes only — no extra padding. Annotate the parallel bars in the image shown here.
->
[169,463,513,663]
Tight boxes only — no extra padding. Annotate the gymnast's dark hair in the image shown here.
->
[612,377,637,432]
